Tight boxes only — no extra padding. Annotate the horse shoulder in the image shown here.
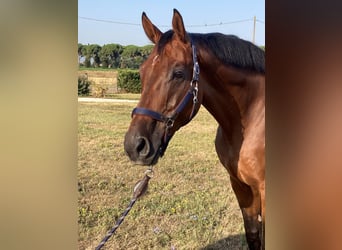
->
[238,118,265,186]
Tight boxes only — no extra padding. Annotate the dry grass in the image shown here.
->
[109,93,141,100]
[78,70,118,95]
[78,102,246,250]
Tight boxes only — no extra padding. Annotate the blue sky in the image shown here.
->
[78,1,265,46]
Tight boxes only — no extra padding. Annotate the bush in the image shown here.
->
[78,75,92,96]
[117,69,141,93]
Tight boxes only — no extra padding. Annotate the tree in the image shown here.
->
[120,45,147,69]
[84,44,102,67]
[78,43,86,65]
[99,43,123,68]
[140,45,153,57]
[78,43,84,57]
[78,43,153,69]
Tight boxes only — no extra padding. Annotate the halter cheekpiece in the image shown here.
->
[131,43,200,156]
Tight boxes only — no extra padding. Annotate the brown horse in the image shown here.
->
[124,9,265,250]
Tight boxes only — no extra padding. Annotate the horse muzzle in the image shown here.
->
[124,128,166,166]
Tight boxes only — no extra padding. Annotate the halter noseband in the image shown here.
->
[131,43,200,156]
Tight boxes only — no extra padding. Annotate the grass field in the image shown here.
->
[78,101,246,250]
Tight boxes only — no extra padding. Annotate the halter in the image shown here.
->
[131,43,200,156]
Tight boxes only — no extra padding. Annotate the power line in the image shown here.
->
[78,16,264,28]
[79,16,141,26]
[187,18,253,27]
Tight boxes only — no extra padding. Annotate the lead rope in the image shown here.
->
[95,168,154,250]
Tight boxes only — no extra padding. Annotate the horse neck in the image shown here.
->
[197,48,265,132]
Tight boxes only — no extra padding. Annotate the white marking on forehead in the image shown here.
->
[152,55,159,66]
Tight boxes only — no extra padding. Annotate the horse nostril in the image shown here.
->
[136,136,150,157]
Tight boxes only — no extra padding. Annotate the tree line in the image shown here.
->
[78,43,154,69]
[78,43,264,70]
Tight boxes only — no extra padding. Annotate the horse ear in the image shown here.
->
[142,12,162,44]
[172,9,189,43]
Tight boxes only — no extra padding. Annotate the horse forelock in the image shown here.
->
[157,30,174,54]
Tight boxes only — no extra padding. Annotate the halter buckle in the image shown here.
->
[191,81,199,104]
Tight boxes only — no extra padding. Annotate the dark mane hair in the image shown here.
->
[157,30,265,74]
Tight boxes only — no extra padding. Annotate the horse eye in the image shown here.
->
[173,70,184,79]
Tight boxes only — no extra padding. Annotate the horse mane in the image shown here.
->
[157,30,265,74]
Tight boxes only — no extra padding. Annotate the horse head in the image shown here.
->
[124,9,203,165]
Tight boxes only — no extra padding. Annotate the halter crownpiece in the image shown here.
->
[131,43,200,156]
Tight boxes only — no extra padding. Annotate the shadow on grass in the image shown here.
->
[200,233,248,250]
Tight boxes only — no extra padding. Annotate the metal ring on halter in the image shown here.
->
[165,118,175,129]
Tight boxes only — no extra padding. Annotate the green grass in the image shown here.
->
[78,102,246,250]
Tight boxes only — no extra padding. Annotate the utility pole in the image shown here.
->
[252,16,256,44]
